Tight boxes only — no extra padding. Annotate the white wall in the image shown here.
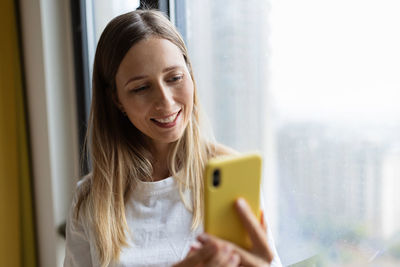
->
[19,0,79,266]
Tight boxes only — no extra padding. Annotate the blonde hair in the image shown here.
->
[74,9,219,266]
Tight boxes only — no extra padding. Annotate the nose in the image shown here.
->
[154,82,175,110]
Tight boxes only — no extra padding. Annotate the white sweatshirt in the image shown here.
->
[64,177,282,267]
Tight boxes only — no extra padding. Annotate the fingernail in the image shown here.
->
[190,243,201,251]
[222,245,230,254]
[236,198,247,209]
[230,253,240,264]
[198,233,209,242]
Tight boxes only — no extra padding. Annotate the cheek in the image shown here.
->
[121,94,146,112]
[121,98,148,124]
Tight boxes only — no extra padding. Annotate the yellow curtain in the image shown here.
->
[0,0,37,266]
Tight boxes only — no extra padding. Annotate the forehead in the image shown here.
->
[116,37,186,77]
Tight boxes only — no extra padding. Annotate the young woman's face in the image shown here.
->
[115,37,194,146]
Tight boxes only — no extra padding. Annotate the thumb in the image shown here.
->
[235,198,273,262]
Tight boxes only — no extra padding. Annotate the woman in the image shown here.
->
[64,9,282,267]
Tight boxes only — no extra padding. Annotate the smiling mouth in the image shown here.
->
[151,109,181,124]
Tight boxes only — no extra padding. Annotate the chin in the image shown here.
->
[164,134,184,144]
[159,130,186,144]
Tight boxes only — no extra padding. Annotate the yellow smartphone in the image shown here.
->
[203,152,262,249]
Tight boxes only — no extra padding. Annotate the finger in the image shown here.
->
[189,241,203,252]
[176,242,216,266]
[260,210,267,233]
[197,234,239,267]
[197,232,211,244]
[232,245,271,266]
[235,198,267,246]
[187,246,198,257]
[204,243,233,267]
[198,233,271,266]
[235,198,273,261]
[227,253,240,267]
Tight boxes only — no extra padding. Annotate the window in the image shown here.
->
[77,0,400,265]
[184,0,400,266]
[86,0,141,86]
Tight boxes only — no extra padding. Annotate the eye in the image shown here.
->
[168,75,183,82]
[131,85,149,93]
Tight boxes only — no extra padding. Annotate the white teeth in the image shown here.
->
[154,112,178,123]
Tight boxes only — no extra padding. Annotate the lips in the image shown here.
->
[150,109,182,128]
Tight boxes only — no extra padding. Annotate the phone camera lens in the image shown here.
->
[212,169,221,187]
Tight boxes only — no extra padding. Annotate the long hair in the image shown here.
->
[74,10,217,266]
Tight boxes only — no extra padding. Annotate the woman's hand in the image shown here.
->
[173,238,240,267]
[197,198,274,267]
[233,197,274,266]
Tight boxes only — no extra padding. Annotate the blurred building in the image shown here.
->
[276,121,400,243]
[186,0,269,152]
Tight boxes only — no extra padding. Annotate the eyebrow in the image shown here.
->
[124,65,182,86]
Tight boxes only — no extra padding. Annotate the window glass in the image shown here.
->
[86,0,140,87]
[185,0,400,266]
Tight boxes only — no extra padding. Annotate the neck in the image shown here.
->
[150,142,171,181]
